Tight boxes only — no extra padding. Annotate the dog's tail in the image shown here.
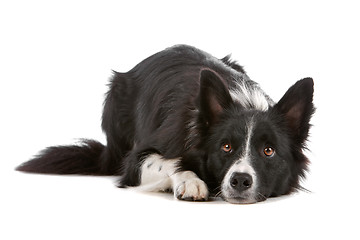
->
[16,139,113,176]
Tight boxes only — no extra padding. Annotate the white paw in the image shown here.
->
[172,171,209,201]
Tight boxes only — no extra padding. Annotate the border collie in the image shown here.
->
[16,45,315,204]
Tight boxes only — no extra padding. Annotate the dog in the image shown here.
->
[16,45,315,204]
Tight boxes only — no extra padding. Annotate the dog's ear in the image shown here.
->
[274,78,315,144]
[198,69,233,125]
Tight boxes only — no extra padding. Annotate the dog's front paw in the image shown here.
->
[172,171,209,201]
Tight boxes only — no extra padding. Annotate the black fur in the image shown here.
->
[16,45,314,202]
[17,140,106,175]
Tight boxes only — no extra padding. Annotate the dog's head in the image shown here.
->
[198,70,314,204]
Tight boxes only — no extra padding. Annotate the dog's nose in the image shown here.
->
[230,172,253,192]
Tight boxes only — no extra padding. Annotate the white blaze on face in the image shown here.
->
[221,120,258,204]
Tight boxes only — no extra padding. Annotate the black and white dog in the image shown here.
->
[17,45,315,204]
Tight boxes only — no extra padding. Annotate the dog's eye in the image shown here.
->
[222,144,232,153]
[263,147,275,157]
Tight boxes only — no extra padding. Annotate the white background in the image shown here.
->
[1,0,360,239]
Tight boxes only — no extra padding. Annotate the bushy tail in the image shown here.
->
[16,139,110,176]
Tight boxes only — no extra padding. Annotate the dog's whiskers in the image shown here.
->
[257,192,266,200]
[213,185,221,191]
[213,186,223,198]
[212,185,222,197]
[214,190,223,198]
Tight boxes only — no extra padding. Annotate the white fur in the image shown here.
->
[221,120,258,204]
[229,81,270,111]
[138,154,178,192]
[172,171,209,200]
[137,153,208,200]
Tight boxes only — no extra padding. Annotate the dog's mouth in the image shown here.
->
[223,196,266,204]
[224,197,257,204]
[221,191,267,204]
